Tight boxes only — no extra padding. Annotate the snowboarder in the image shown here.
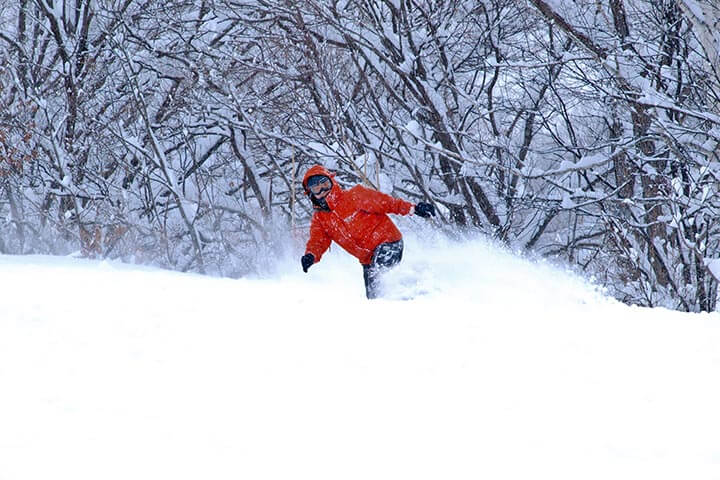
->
[300,164,435,299]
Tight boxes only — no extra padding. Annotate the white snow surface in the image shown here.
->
[1,232,720,480]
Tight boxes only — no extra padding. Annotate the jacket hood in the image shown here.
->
[302,165,335,193]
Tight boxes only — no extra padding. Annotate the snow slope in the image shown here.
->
[1,231,719,480]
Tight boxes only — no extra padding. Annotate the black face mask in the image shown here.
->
[310,194,330,211]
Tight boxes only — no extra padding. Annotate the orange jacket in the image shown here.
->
[302,165,414,265]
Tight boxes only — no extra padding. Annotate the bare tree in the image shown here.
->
[522,0,720,310]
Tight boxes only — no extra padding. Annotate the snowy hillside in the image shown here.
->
[1,232,719,480]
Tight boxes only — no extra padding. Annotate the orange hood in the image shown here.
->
[302,165,336,194]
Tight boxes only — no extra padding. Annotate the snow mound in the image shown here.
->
[1,234,719,480]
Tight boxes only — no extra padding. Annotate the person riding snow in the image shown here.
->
[300,164,435,299]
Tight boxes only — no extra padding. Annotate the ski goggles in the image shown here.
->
[306,175,332,196]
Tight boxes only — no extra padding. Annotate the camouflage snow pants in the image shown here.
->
[362,239,404,299]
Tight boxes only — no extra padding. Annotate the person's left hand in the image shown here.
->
[414,202,436,218]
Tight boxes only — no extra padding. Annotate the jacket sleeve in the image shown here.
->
[353,185,414,215]
[305,216,332,262]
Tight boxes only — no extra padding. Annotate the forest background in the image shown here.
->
[1,0,719,311]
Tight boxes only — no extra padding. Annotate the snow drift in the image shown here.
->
[1,231,719,480]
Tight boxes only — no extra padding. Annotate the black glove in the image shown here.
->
[414,202,436,218]
[301,253,315,273]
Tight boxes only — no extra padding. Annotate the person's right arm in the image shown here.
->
[302,217,331,272]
